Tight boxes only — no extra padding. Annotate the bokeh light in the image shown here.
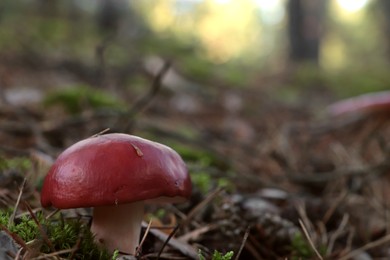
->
[336,0,370,12]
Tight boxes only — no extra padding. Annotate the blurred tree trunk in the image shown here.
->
[377,0,390,60]
[287,0,327,65]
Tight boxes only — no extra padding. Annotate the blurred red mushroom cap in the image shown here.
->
[41,133,192,209]
[327,91,390,117]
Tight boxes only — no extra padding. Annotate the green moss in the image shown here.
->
[173,145,223,168]
[191,171,212,194]
[0,211,112,259]
[0,211,42,242]
[12,214,42,242]
[198,249,234,260]
[40,218,111,259]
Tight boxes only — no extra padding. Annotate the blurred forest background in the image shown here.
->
[1,0,390,259]
[1,0,390,104]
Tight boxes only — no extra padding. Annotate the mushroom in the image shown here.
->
[327,91,390,117]
[40,133,192,255]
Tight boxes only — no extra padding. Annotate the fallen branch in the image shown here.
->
[288,160,390,184]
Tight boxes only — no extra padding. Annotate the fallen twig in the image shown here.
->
[123,60,171,132]
[288,160,390,184]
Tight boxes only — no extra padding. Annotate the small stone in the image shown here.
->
[0,231,20,259]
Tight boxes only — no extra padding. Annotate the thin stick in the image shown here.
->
[129,61,170,115]
[136,218,153,256]
[123,61,170,132]
[8,178,27,228]
[299,219,323,260]
[234,226,250,260]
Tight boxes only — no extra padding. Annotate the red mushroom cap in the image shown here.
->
[327,91,390,117]
[41,133,192,209]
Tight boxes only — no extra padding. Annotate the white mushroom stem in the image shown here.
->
[91,201,144,255]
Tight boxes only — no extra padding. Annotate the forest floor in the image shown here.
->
[0,53,390,260]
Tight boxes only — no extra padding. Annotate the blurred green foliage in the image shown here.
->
[326,67,390,97]
[44,85,126,115]
[172,144,234,193]
[274,63,390,108]
[0,157,31,172]
[290,233,326,260]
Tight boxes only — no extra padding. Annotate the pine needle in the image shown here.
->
[299,219,323,260]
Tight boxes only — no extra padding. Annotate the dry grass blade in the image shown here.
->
[90,128,111,138]
[177,224,218,242]
[339,233,390,260]
[298,219,323,260]
[14,247,23,260]
[8,178,27,228]
[296,200,317,244]
[327,214,349,255]
[323,190,347,225]
[45,208,60,220]
[30,248,76,259]
[136,217,153,256]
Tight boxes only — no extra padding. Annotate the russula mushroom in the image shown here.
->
[40,133,192,255]
[327,90,390,117]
